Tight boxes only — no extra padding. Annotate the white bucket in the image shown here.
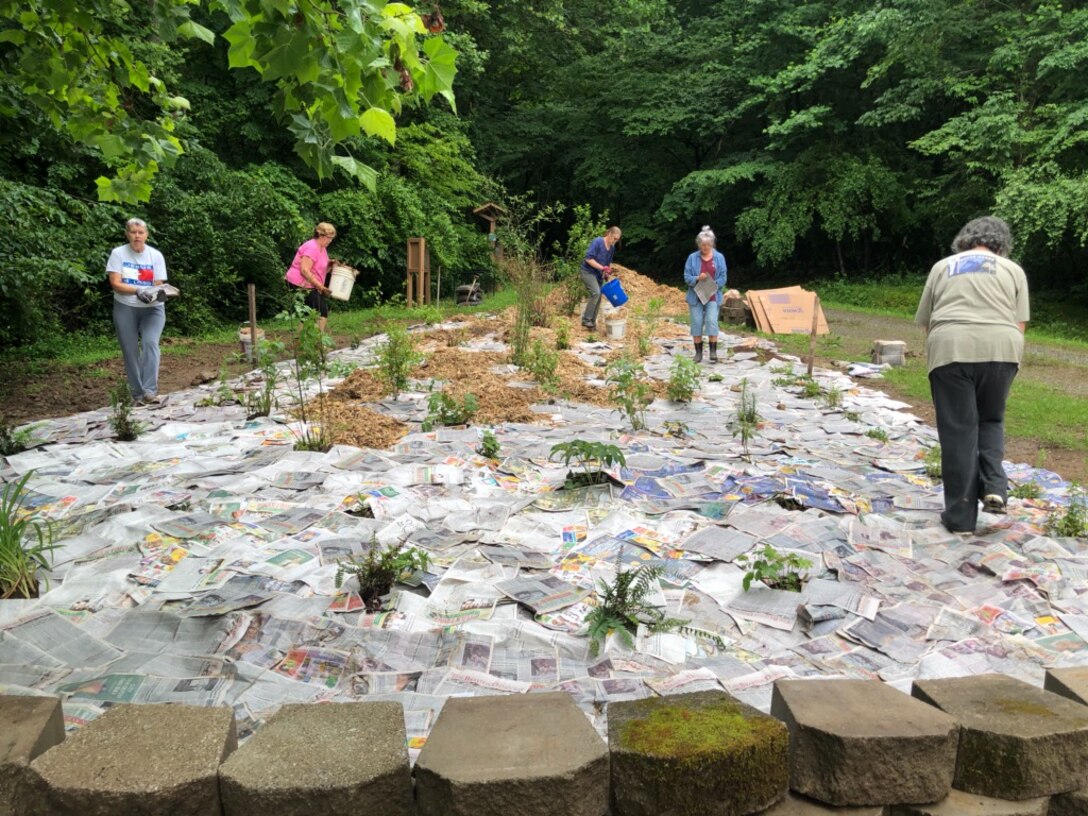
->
[605,318,627,340]
[328,263,358,301]
[239,323,265,356]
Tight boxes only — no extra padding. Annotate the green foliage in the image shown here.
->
[421,390,478,431]
[334,537,430,611]
[822,385,843,409]
[844,410,861,422]
[553,203,608,315]
[285,305,333,452]
[1009,482,1042,501]
[0,471,58,599]
[585,559,685,657]
[550,439,626,488]
[0,419,40,457]
[376,325,422,396]
[1047,485,1088,539]
[109,381,143,441]
[506,257,551,365]
[800,378,823,400]
[923,446,942,481]
[523,339,559,390]
[633,297,665,359]
[606,356,653,431]
[477,430,500,459]
[729,378,760,462]
[667,355,701,403]
[244,338,286,418]
[736,545,813,593]
[866,428,890,443]
[554,319,571,351]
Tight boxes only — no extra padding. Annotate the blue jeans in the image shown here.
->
[688,299,720,339]
[113,301,166,400]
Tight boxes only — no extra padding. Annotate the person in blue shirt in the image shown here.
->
[579,226,622,329]
[683,226,728,363]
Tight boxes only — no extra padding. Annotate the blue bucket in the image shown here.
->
[600,277,629,307]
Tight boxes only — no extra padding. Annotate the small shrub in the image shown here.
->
[1009,482,1042,500]
[478,430,501,459]
[634,297,664,358]
[866,428,889,442]
[334,538,430,611]
[0,471,58,599]
[244,338,286,419]
[923,445,942,480]
[524,338,560,389]
[736,544,813,592]
[822,386,843,408]
[377,325,423,395]
[667,355,701,403]
[585,558,685,656]
[1047,485,1088,538]
[606,356,653,431]
[554,319,571,351]
[800,378,822,399]
[109,381,143,441]
[422,390,478,431]
[550,439,626,488]
[729,378,760,461]
[445,328,467,348]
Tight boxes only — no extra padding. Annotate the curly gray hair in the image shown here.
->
[696,225,715,248]
[125,217,148,231]
[951,216,1013,257]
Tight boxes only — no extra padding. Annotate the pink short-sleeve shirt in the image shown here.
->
[285,239,329,288]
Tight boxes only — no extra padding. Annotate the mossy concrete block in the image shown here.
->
[772,679,957,807]
[890,788,1049,816]
[1044,668,1088,707]
[609,690,788,816]
[758,791,885,815]
[414,692,608,816]
[0,695,65,816]
[219,702,410,816]
[912,674,1088,800]
[1049,786,1088,816]
[28,703,236,816]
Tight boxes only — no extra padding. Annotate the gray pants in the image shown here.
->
[580,268,602,326]
[929,361,1018,532]
[113,301,166,400]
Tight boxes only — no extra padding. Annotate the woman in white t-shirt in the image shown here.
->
[106,218,169,405]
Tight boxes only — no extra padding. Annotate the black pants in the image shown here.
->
[303,287,329,317]
[929,361,1018,532]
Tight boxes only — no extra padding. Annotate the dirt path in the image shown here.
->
[821,307,1088,482]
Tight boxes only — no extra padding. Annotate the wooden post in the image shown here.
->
[806,294,821,377]
[436,265,442,305]
[407,237,427,307]
[247,283,258,364]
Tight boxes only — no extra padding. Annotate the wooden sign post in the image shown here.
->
[406,237,430,307]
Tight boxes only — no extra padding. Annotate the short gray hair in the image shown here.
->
[696,225,715,248]
[951,216,1013,257]
[125,217,148,231]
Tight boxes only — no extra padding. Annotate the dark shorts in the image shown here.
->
[302,287,329,318]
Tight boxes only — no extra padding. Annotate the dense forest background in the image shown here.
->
[3,0,1088,350]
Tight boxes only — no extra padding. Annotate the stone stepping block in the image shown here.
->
[1,695,65,816]
[609,690,788,816]
[219,701,410,816]
[414,692,608,816]
[889,789,1049,816]
[1050,787,1088,816]
[771,679,958,807]
[758,792,884,815]
[912,674,1088,800]
[28,703,236,816]
[1044,667,1088,707]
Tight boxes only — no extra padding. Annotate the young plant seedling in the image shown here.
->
[606,356,653,431]
[550,439,626,488]
[478,429,501,459]
[667,355,701,403]
[334,538,430,611]
[736,544,813,592]
[0,471,58,599]
[422,390,479,431]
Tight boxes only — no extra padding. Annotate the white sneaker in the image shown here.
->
[982,494,1006,514]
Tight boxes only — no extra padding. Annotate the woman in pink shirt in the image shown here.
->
[286,222,337,332]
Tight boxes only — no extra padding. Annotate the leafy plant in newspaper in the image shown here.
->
[606,355,653,431]
[1010,481,1042,500]
[244,338,287,419]
[0,418,42,456]
[728,378,760,462]
[0,471,58,599]
[1047,484,1087,538]
[477,430,501,459]
[585,560,684,657]
[108,380,144,441]
[523,338,560,390]
[923,445,942,480]
[286,303,334,452]
[376,324,423,395]
[421,390,479,431]
[334,537,430,611]
[736,544,813,592]
[550,440,626,488]
[666,355,701,403]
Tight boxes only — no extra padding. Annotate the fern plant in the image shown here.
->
[585,560,685,656]
[334,538,430,611]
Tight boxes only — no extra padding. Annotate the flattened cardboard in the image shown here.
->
[746,286,829,335]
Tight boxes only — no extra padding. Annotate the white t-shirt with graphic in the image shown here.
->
[107,244,168,307]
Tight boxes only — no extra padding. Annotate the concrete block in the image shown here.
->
[219,702,410,816]
[890,788,1049,816]
[758,791,885,815]
[912,674,1088,800]
[414,692,608,816]
[28,703,236,816]
[609,690,788,816]
[0,695,65,816]
[1044,667,1088,707]
[1049,787,1088,816]
[772,679,957,807]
